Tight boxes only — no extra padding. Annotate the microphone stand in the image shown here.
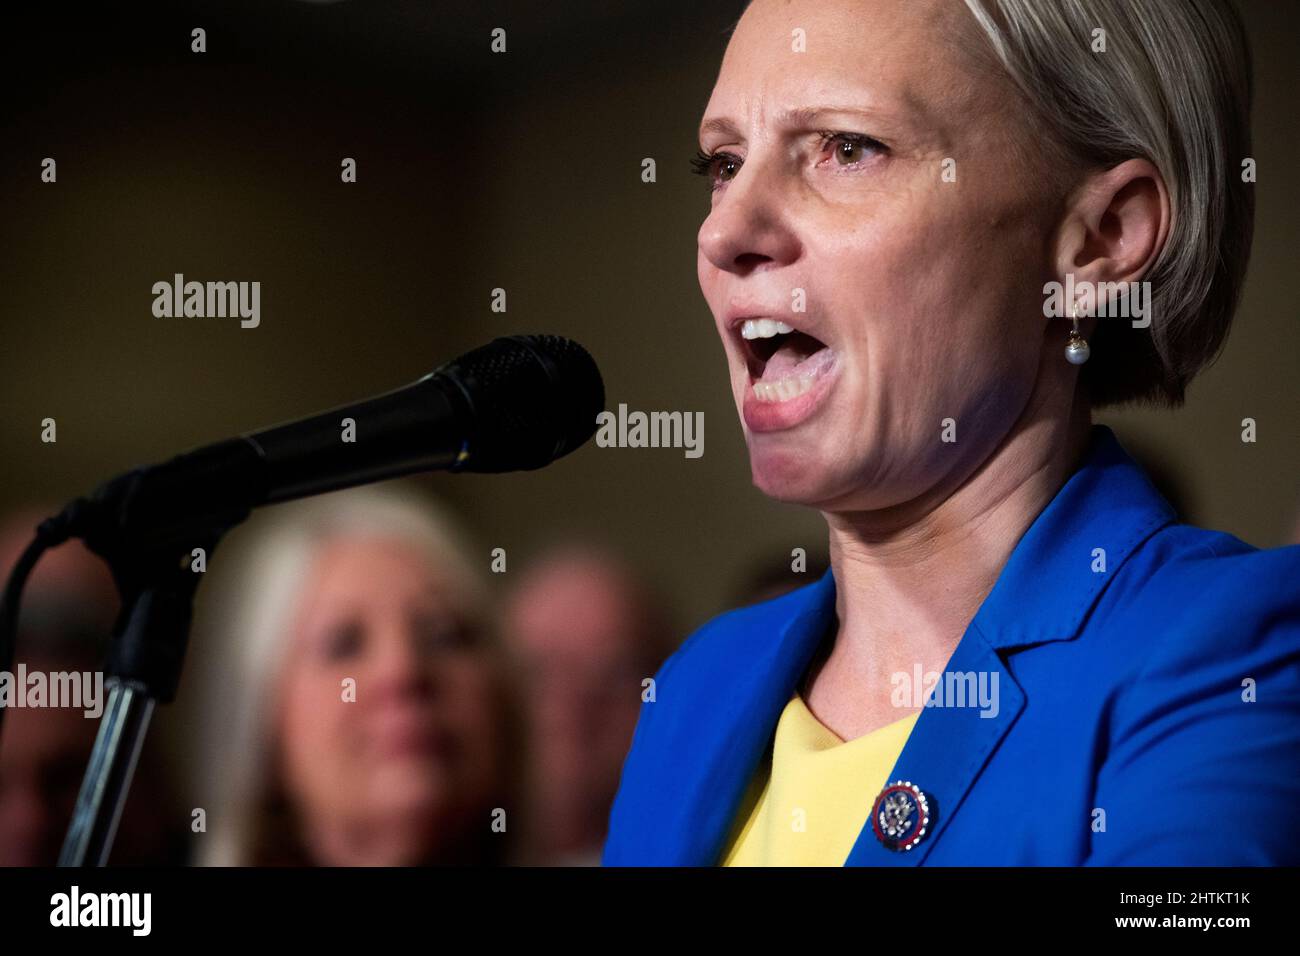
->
[59,498,243,866]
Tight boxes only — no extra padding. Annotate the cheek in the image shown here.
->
[445,661,506,782]
[829,198,1033,397]
[698,254,731,351]
[777,205,1040,505]
[277,669,356,791]
[442,661,494,740]
[696,248,718,306]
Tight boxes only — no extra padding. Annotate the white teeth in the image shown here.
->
[741,318,795,340]
[752,373,815,403]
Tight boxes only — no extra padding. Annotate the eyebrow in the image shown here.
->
[698,105,898,145]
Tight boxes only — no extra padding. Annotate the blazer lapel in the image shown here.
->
[622,426,1174,867]
[843,624,1026,866]
[674,572,837,865]
[844,425,1175,866]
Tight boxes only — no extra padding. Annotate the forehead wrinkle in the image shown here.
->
[699,94,940,151]
[701,39,958,148]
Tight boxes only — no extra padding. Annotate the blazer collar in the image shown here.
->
[971,424,1176,650]
[697,425,1176,865]
[855,426,1176,863]
[791,425,1176,642]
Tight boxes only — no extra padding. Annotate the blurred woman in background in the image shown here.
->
[191,485,521,866]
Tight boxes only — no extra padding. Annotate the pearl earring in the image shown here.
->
[1065,301,1090,365]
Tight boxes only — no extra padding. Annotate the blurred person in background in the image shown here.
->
[0,509,185,866]
[189,485,522,866]
[503,543,675,865]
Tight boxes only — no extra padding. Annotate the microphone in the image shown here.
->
[54,334,604,549]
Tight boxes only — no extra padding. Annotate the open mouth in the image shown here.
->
[739,319,835,402]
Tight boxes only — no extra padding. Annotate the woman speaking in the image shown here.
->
[602,0,1299,866]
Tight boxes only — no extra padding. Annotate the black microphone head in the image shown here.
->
[433,335,605,473]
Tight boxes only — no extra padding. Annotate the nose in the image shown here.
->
[366,623,436,702]
[697,155,800,276]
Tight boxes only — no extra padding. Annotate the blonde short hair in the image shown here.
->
[962,0,1255,406]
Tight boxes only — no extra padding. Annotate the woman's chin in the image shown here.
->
[748,447,836,505]
[749,446,895,512]
[366,762,451,814]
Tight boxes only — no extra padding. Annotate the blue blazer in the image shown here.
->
[603,426,1300,866]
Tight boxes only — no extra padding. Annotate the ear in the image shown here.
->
[1052,158,1171,304]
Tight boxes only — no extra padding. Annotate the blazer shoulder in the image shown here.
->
[1128,524,1300,621]
[1102,525,1300,684]
[1088,531,1300,864]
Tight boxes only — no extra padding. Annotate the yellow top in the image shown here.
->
[721,694,920,866]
